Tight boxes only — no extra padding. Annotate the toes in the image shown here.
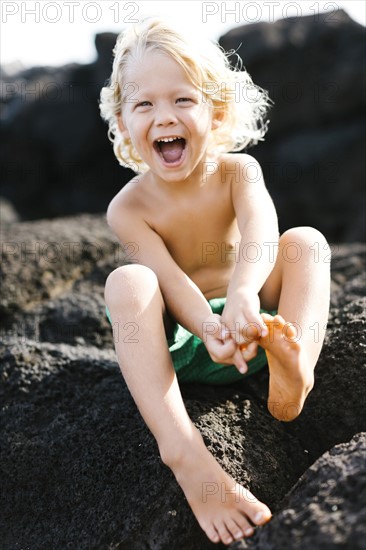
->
[273,314,286,327]
[262,314,298,342]
[260,313,283,339]
[231,511,255,537]
[260,312,274,324]
[249,506,272,526]
[243,322,261,341]
[260,313,301,347]
[282,321,298,341]
[205,525,220,544]
[225,518,243,541]
[225,517,250,540]
[239,490,272,526]
[215,521,234,545]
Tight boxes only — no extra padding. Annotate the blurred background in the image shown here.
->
[1,0,365,241]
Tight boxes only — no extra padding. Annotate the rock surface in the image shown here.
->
[0,33,130,220]
[219,9,366,242]
[231,434,366,550]
[1,215,365,549]
[1,10,365,241]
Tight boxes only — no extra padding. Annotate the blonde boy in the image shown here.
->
[100,18,330,546]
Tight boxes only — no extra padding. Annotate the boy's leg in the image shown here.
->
[105,264,271,545]
[258,227,330,421]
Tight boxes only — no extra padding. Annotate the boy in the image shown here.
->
[100,18,330,546]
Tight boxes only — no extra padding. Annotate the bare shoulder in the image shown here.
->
[214,153,267,208]
[107,172,157,226]
[223,153,276,228]
[220,152,259,166]
[107,175,146,216]
[219,152,265,186]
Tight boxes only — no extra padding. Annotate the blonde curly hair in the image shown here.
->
[99,17,273,173]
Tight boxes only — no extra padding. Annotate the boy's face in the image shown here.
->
[118,49,221,182]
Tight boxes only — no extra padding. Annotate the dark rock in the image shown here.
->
[220,10,365,132]
[0,41,134,220]
[0,10,365,241]
[219,10,366,242]
[230,433,366,550]
[0,214,365,549]
[0,214,122,320]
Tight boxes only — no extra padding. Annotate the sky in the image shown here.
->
[1,0,365,69]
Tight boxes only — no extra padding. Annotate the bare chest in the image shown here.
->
[146,187,241,274]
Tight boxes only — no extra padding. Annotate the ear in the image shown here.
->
[211,108,225,130]
[117,112,130,140]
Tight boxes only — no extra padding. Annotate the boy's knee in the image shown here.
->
[105,264,159,305]
[280,226,328,248]
[280,227,330,264]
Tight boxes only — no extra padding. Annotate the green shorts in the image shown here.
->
[106,297,274,386]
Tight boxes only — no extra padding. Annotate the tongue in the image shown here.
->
[159,139,184,163]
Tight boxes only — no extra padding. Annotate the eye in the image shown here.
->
[176,97,192,103]
[136,101,152,108]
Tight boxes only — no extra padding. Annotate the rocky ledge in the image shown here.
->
[1,214,365,549]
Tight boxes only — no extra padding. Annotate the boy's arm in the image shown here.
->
[222,154,279,340]
[107,196,213,340]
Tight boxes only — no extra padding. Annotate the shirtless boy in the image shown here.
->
[100,18,330,546]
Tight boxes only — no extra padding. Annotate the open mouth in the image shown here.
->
[153,136,186,165]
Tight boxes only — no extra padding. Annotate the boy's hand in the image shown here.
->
[202,313,249,374]
[221,289,268,354]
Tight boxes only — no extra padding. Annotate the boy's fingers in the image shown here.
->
[222,318,268,346]
[208,335,236,362]
[239,341,258,361]
[233,348,248,374]
[208,337,249,372]
[248,341,258,354]
[218,337,237,359]
[240,318,268,342]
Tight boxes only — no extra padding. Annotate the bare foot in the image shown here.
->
[259,313,314,421]
[166,431,272,545]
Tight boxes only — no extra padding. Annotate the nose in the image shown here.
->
[154,104,177,126]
